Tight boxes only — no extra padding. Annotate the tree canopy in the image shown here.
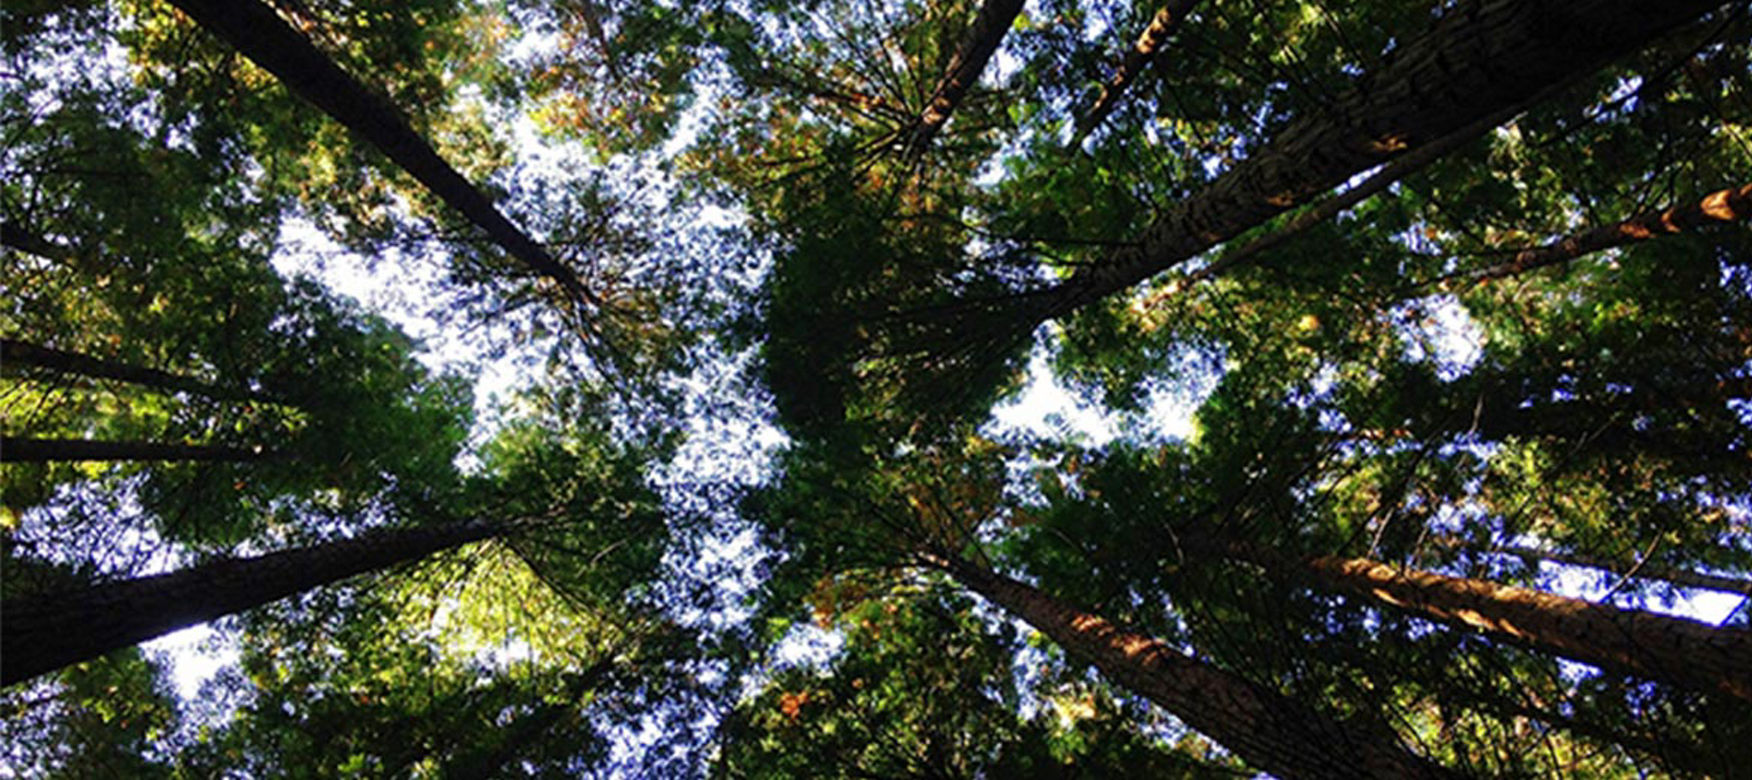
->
[4,0,1750,776]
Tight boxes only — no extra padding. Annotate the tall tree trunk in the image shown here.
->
[2,338,281,404]
[1485,543,1752,597]
[902,0,1026,154]
[1422,391,1752,475]
[162,0,595,306]
[0,520,505,686]
[1145,99,1525,306]
[934,555,1455,778]
[1444,182,1752,285]
[1069,0,1200,146]
[1217,543,1752,701]
[1040,0,1724,318]
[0,437,278,464]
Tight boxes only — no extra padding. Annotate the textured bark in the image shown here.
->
[1488,544,1752,597]
[902,0,1026,154]
[1452,183,1752,284]
[163,0,594,304]
[1220,544,1752,701]
[940,556,1455,778]
[1070,0,1200,145]
[0,436,279,464]
[1147,100,1525,306]
[2,338,281,404]
[0,521,504,686]
[1040,0,1726,318]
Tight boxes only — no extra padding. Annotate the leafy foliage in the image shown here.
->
[6,0,1752,775]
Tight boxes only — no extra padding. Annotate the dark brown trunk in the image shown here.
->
[0,520,504,686]
[903,0,1026,154]
[2,338,281,404]
[1449,183,1752,285]
[1070,0,1199,145]
[163,0,595,305]
[1443,394,1751,474]
[1146,100,1526,306]
[1219,543,1752,701]
[938,555,1455,778]
[0,436,278,464]
[1044,0,1724,318]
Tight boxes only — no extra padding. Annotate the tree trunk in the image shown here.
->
[1219,543,1752,701]
[0,520,505,686]
[1487,543,1752,597]
[1150,100,1524,303]
[1045,0,1724,317]
[936,555,1455,778]
[0,437,278,464]
[1070,0,1199,145]
[2,338,281,404]
[162,0,594,305]
[1448,182,1752,285]
[1426,391,1752,475]
[903,0,1026,154]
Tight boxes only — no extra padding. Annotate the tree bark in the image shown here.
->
[902,0,1026,155]
[0,437,278,464]
[1446,182,1752,285]
[1218,543,1752,701]
[2,338,281,404]
[1143,100,1526,307]
[162,0,595,305]
[1040,0,1726,318]
[1069,0,1200,146]
[936,555,1456,778]
[0,520,505,686]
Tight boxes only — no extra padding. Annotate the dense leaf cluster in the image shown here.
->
[4,0,1750,776]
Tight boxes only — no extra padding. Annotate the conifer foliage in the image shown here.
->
[4,0,1750,776]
